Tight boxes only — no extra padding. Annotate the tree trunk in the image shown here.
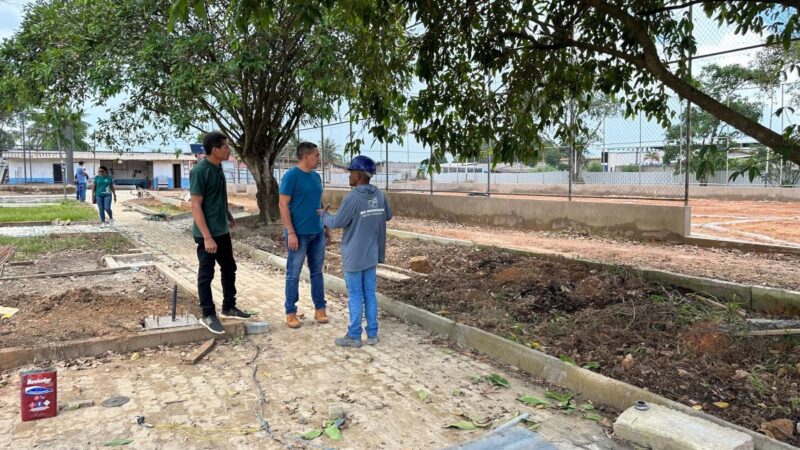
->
[239,144,280,225]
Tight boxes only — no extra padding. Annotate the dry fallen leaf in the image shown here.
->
[692,404,703,411]
[712,402,729,409]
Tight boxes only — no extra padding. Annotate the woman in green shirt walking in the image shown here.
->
[92,165,117,227]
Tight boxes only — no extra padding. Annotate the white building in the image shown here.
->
[2,150,197,189]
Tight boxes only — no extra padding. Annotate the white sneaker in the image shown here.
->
[99,222,106,228]
[109,219,115,227]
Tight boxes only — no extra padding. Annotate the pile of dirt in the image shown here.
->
[232,219,287,255]
[129,198,190,211]
[232,226,800,444]
[1,266,201,348]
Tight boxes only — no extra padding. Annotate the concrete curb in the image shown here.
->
[0,322,244,371]
[232,238,792,450]
[0,220,96,228]
[683,235,800,257]
[386,229,800,315]
[1,261,242,371]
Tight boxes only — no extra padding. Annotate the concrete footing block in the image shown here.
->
[244,321,269,335]
[614,403,754,450]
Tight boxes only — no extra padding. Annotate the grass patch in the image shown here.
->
[0,233,131,260]
[0,201,97,223]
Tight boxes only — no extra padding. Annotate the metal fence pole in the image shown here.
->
[320,121,325,187]
[487,155,491,196]
[683,5,693,207]
[385,140,389,190]
[429,148,433,195]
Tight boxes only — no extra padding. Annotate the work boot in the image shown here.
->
[286,313,301,329]
[366,336,380,345]
[334,335,362,348]
[314,309,329,324]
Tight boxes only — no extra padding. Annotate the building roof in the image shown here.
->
[2,150,197,162]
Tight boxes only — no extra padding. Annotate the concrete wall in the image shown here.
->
[8,160,57,183]
[323,189,691,239]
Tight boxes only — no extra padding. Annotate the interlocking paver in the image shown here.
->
[0,199,629,449]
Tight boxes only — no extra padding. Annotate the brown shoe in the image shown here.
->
[314,309,329,324]
[286,313,301,329]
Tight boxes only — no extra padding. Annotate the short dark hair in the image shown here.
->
[296,141,318,160]
[203,131,228,154]
[99,165,108,172]
[78,161,84,165]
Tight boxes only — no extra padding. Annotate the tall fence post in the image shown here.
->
[683,4,693,207]
[385,140,389,191]
[429,148,433,195]
[320,120,325,187]
[487,155,491,196]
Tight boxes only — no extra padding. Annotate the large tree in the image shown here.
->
[402,0,800,169]
[2,0,411,222]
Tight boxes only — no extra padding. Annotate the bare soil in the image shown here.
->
[128,198,190,215]
[2,249,107,277]
[0,264,200,349]
[234,225,800,444]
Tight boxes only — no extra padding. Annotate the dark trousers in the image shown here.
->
[195,233,237,317]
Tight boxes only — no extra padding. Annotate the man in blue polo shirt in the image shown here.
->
[74,161,89,202]
[279,141,331,329]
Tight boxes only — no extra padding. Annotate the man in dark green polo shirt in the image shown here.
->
[191,131,251,334]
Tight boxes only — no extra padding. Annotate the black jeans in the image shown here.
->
[195,233,237,317]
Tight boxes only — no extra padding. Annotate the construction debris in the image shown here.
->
[183,339,216,365]
[101,396,130,408]
[59,400,95,411]
[0,245,16,277]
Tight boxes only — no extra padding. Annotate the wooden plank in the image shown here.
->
[0,265,140,281]
[183,339,216,364]
[376,268,411,282]
[746,328,800,336]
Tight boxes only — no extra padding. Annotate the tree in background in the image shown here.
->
[664,64,770,185]
[399,0,800,173]
[26,109,91,152]
[2,0,412,223]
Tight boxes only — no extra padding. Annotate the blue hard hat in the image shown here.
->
[347,155,377,175]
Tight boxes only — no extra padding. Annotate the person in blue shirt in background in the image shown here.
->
[74,161,90,202]
[319,155,392,348]
[279,141,331,329]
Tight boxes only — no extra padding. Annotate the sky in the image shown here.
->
[0,1,789,162]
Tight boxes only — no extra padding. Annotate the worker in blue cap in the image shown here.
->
[318,155,393,348]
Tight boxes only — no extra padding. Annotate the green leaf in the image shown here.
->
[418,389,429,401]
[584,412,603,421]
[299,429,323,440]
[446,421,477,430]
[517,395,551,407]
[103,439,133,447]
[579,403,595,411]
[546,390,574,408]
[452,389,463,397]
[559,355,577,365]
[324,424,342,440]
[487,373,510,388]
[582,361,600,370]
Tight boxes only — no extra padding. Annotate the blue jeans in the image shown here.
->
[284,230,326,314]
[96,194,113,223]
[76,183,87,201]
[344,267,378,339]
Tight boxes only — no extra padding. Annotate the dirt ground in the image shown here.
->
[128,198,190,215]
[234,227,800,444]
[0,263,200,348]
